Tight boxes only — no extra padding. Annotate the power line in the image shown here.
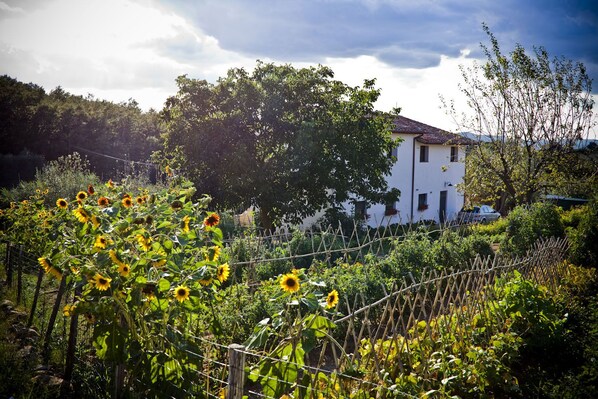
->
[71,145,156,167]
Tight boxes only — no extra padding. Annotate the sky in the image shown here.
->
[0,0,597,134]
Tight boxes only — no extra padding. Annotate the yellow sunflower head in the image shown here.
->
[137,234,152,251]
[203,213,220,227]
[122,197,133,208]
[91,273,112,291]
[38,257,51,273]
[136,196,145,205]
[217,263,230,283]
[182,215,190,233]
[208,246,221,262]
[76,191,88,202]
[97,196,110,207]
[280,273,300,293]
[326,289,339,309]
[63,303,76,317]
[174,285,190,302]
[94,235,109,250]
[118,263,130,277]
[56,198,68,209]
[109,249,124,266]
[91,215,101,229]
[199,277,212,286]
[73,207,90,223]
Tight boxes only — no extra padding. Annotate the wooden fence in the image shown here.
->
[1,233,570,398]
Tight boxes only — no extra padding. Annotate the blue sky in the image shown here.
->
[1,0,596,133]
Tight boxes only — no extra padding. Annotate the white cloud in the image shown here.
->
[0,0,252,106]
[323,52,478,132]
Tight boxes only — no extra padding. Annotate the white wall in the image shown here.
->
[357,136,466,226]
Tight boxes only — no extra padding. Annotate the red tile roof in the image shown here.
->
[391,115,471,145]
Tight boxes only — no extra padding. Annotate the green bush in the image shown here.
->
[0,152,100,207]
[501,202,564,257]
[560,206,587,229]
[567,199,598,268]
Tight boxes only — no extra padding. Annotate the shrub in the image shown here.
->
[567,199,598,268]
[0,152,100,208]
[501,202,564,256]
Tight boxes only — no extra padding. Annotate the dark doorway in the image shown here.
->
[439,190,447,224]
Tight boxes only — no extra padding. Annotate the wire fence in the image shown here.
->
[1,229,570,398]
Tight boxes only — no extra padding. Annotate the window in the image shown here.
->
[450,146,458,162]
[355,201,367,219]
[385,200,397,216]
[417,193,428,211]
[419,146,429,162]
[390,146,398,160]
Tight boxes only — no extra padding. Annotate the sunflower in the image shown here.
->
[49,267,62,280]
[142,283,156,300]
[182,215,190,233]
[122,197,133,208]
[174,285,190,302]
[170,200,183,210]
[63,303,76,317]
[199,277,212,286]
[76,191,88,202]
[106,179,114,188]
[137,234,152,251]
[280,273,300,293]
[109,249,124,267]
[73,207,90,223]
[38,257,51,272]
[97,196,110,207]
[151,247,167,268]
[217,263,230,283]
[94,235,109,250]
[87,184,95,195]
[91,273,112,291]
[136,196,145,205]
[208,246,221,262]
[38,257,61,279]
[203,213,220,227]
[56,198,68,209]
[326,289,339,309]
[118,263,131,277]
[91,215,101,229]
[84,313,96,324]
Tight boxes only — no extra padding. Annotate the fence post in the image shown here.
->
[16,246,23,305]
[61,285,81,396]
[43,273,67,363]
[226,344,246,399]
[27,268,44,328]
[5,242,13,287]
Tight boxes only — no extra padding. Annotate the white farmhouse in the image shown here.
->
[351,115,471,226]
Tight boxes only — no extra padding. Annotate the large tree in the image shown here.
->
[160,62,399,228]
[450,25,595,212]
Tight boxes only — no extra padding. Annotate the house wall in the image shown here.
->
[360,135,465,226]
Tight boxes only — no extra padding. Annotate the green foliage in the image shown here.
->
[1,152,100,208]
[470,217,508,237]
[159,62,400,228]
[2,179,232,395]
[451,25,594,212]
[567,199,598,267]
[380,229,493,280]
[501,202,564,256]
[245,268,340,398]
[0,75,163,183]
